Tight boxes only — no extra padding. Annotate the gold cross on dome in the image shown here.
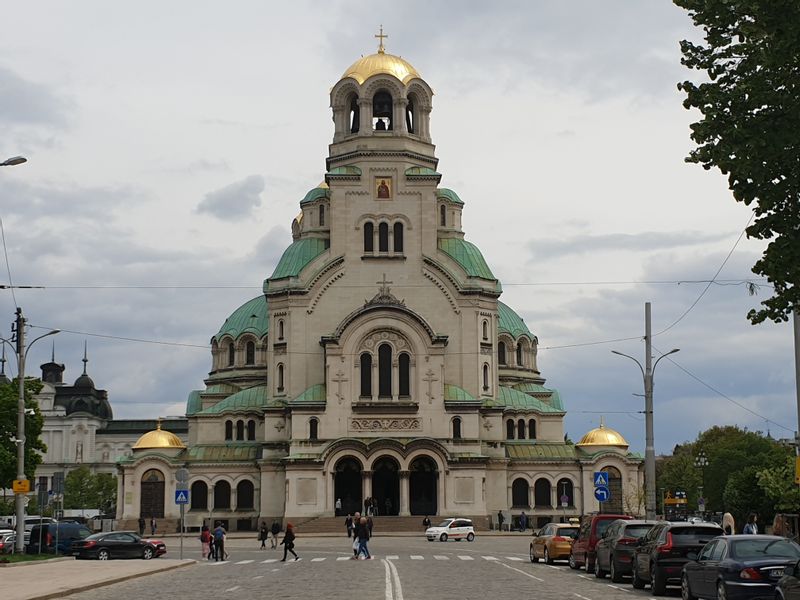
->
[375,25,388,54]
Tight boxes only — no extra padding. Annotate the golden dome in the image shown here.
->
[133,422,185,450]
[576,421,629,448]
[341,51,421,85]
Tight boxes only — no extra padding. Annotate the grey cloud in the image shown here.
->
[196,175,264,220]
[0,65,72,127]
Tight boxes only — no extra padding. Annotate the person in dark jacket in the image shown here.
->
[355,516,372,559]
[422,516,431,529]
[280,523,299,561]
[270,519,281,549]
[137,516,145,536]
[345,514,353,538]
[259,522,268,549]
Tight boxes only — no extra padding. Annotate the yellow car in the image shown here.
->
[530,523,579,564]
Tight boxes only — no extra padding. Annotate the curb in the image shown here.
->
[26,559,196,600]
[0,557,74,568]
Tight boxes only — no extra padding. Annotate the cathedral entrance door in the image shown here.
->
[139,469,165,519]
[371,457,400,515]
[409,456,438,515]
[334,457,363,516]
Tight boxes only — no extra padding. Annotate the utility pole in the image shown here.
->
[794,310,800,464]
[13,308,26,553]
[644,302,656,521]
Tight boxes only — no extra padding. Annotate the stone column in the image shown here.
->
[358,98,372,135]
[393,98,408,135]
[371,362,378,402]
[550,484,558,510]
[391,359,399,401]
[399,470,410,516]
[362,470,373,511]
[420,106,432,140]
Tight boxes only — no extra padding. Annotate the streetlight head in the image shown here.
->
[1,156,27,167]
[611,350,622,356]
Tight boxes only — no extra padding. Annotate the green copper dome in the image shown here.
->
[268,237,329,281]
[498,301,533,339]
[438,238,496,280]
[215,296,269,340]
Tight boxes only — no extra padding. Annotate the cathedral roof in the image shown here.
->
[506,443,578,461]
[443,383,479,403]
[132,421,186,450]
[268,237,329,281]
[486,386,565,414]
[290,384,326,405]
[512,382,563,410]
[185,443,260,462]
[498,301,534,339]
[438,238,497,281]
[197,384,275,415]
[215,295,268,341]
[341,51,421,85]
[299,184,330,206]
[576,422,629,449]
[436,188,464,205]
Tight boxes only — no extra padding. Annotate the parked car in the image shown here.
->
[0,529,15,554]
[595,519,658,582]
[777,558,800,600]
[71,531,166,560]
[632,521,723,595]
[425,518,475,542]
[27,522,92,554]
[569,513,632,573]
[682,535,800,600]
[530,522,579,564]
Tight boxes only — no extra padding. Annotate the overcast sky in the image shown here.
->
[0,1,795,455]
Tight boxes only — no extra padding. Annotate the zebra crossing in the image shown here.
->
[205,554,525,566]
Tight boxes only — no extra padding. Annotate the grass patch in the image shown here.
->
[0,553,62,563]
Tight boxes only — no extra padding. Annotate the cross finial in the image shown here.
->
[375,25,388,54]
[377,273,393,295]
[82,340,88,375]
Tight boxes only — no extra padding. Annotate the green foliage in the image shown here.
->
[756,454,800,511]
[675,0,800,324]
[0,378,46,489]
[63,466,117,513]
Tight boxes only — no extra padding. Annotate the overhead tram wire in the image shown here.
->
[28,324,209,349]
[0,216,18,308]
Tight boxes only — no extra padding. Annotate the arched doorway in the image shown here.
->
[372,456,400,515]
[600,466,623,514]
[334,457,362,516]
[140,469,165,519]
[409,456,437,516]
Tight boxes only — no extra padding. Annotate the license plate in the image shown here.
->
[768,569,783,578]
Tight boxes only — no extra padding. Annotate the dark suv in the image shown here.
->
[27,522,92,554]
[595,519,658,582]
[569,513,632,573]
[631,521,723,595]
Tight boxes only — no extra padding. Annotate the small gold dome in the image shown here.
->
[341,51,421,85]
[576,421,629,448]
[133,422,185,450]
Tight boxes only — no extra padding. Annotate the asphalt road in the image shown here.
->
[62,535,681,600]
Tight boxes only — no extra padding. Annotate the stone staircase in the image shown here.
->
[292,515,491,534]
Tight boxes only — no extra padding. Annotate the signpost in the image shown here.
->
[175,468,190,560]
[594,486,610,503]
[593,471,611,508]
[593,472,609,487]
[12,479,30,493]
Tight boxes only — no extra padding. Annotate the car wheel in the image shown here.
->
[610,557,622,583]
[440,533,448,542]
[467,533,474,542]
[652,565,666,596]
[530,545,538,563]
[681,574,697,600]
[595,558,607,579]
[717,581,728,600]
[142,547,154,560]
[585,554,595,574]
[97,549,110,561]
[569,552,579,570]
[632,561,646,590]
[544,547,553,565]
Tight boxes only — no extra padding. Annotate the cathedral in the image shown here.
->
[116,38,643,531]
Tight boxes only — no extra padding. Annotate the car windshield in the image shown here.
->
[556,527,579,537]
[596,520,617,538]
[671,526,722,543]
[731,539,800,560]
[436,520,454,528]
[625,525,654,538]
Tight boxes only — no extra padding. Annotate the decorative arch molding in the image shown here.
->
[320,437,451,470]
[331,80,362,108]
[358,329,412,355]
[126,454,177,470]
[355,213,413,230]
[327,303,448,347]
[406,81,433,106]
[361,76,406,100]
[508,472,535,484]
[307,268,346,315]
[207,474,236,487]
[421,269,460,315]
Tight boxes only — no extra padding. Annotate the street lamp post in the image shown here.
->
[612,303,679,520]
[694,450,708,515]
[0,156,27,167]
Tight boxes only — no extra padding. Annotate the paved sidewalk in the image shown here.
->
[1,558,195,600]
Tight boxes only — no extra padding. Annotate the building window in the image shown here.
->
[277,364,284,392]
[482,364,489,391]
[247,419,256,441]
[319,205,325,227]
[512,478,530,507]
[378,222,389,252]
[309,418,319,440]
[245,341,255,365]
[516,344,523,367]
[372,90,393,130]
[236,420,244,441]
[534,478,552,508]
[190,481,208,510]
[214,481,231,509]
[227,342,235,366]
[498,342,506,365]
[278,319,285,340]
[237,480,254,510]
[528,419,537,440]
[398,352,410,396]
[440,204,446,227]
[482,320,488,340]
[378,343,392,397]
[506,419,515,440]
[225,420,233,440]
[393,222,403,252]
[363,222,374,252]
[517,419,525,439]
[349,93,359,134]
[452,417,462,440]
[360,353,372,397]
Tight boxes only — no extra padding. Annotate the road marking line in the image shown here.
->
[225,586,241,592]
[410,555,424,560]
[311,557,326,562]
[482,556,498,561]
[506,556,523,561]
[385,555,399,560]
[546,564,560,569]
[607,585,629,592]
[209,561,228,566]
[262,558,278,563]
[271,568,279,572]
[498,561,544,582]
[235,560,254,564]
[574,595,593,600]
[252,575,264,580]
[458,555,474,560]
[578,574,591,579]
[337,556,352,561]
[387,558,405,600]
[434,555,449,560]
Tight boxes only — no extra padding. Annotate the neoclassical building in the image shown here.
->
[117,40,643,531]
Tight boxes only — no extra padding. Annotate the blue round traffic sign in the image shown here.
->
[594,486,610,502]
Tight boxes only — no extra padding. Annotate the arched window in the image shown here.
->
[363,222,374,252]
[557,478,574,507]
[482,320,489,340]
[482,363,489,391]
[214,481,231,509]
[512,478,530,507]
[277,364,284,392]
[398,353,410,396]
[528,419,537,440]
[378,343,392,397]
[517,419,526,439]
[349,94,360,134]
[236,420,244,441]
[247,419,256,441]
[319,204,325,227]
[245,341,255,365]
[506,419,515,440]
[440,204,446,227]
[278,319,285,340]
[190,480,208,510]
[372,90,393,130]
[406,98,415,133]
[452,417,462,440]
[393,222,403,252]
[534,478,552,507]
[498,342,507,365]
[309,418,318,440]
[225,420,233,440]
[516,344,523,367]
[236,480,254,510]
[360,353,372,397]
[378,222,389,252]
[227,342,235,366]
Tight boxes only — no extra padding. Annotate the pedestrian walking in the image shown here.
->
[270,519,281,549]
[259,522,268,549]
[345,514,353,538]
[371,497,378,516]
[422,516,431,529]
[364,497,371,516]
[743,512,758,534]
[722,512,735,535]
[351,512,361,558]
[150,516,157,536]
[213,522,227,561]
[137,516,145,536]
[355,516,372,559]
[280,523,299,561]
[367,515,373,537]
[200,525,211,559]
[497,510,505,531]
[519,511,528,531]
[335,497,342,516]
[384,497,392,515]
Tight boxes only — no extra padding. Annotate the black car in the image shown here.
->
[777,558,800,600]
[595,519,658,582]
[71,531,166,560]
[682,535,800,600]
[632,521,723,595]
[27,522,93,554]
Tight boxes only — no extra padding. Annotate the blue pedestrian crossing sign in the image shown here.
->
[594,486,611,502]
[175,489,189,504]
[593,471,609,487]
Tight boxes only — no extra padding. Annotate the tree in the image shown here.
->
[63,466,117,513]
[675,0,800,324]
[756,454,800,511]
[0,378,46,489]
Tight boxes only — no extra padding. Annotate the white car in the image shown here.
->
[425,518,475,542]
